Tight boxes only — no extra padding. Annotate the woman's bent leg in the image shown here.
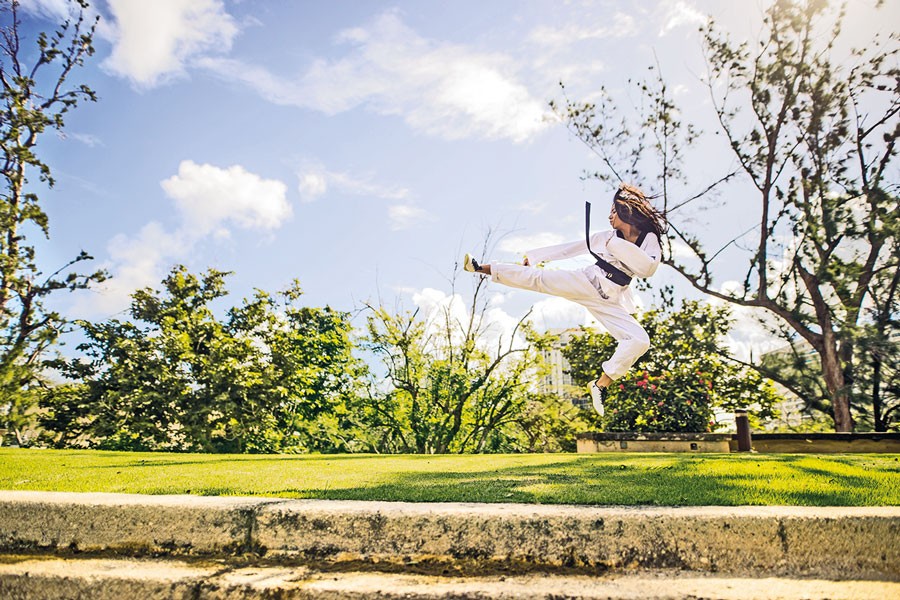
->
[583,300,651,380]
[489,263,650,381]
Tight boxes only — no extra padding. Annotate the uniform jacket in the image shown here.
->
[525,230,662,314]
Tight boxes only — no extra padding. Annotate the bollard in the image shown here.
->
[735,409,752,452]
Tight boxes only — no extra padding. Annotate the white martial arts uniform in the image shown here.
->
[490,230,662,380]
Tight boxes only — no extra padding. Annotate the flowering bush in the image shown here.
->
[605,368,715,432]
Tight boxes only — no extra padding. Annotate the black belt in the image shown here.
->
[585,201,632,287]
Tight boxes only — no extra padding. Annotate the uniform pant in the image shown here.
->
[490,263,650,380]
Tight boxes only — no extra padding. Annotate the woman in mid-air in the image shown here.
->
[463,183,667,416]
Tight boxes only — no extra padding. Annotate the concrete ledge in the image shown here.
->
[0,491,281,555]
[745,433,900,453]
[577,432,731,453]
[1,557,898,599]
[577,431,900,453]
[255,501,900,579]
[1,492,898,580]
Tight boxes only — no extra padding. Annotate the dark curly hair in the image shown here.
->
[613,183,667,239]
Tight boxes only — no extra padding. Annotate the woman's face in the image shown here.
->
[609,204,624,230]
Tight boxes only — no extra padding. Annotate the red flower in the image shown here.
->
[657,401,664,407]
[619,384,625,391]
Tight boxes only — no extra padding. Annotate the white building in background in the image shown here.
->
[538,328,589,409]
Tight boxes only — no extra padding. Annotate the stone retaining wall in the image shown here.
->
[577,432,900,453]
[1,491,898,581]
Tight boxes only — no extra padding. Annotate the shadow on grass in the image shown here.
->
[10,450,897,506]
[221,455,900,507]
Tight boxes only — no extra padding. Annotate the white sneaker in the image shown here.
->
[463,253,481,273]
[588,381,606,416]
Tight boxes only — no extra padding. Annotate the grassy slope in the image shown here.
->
[1,449,898,506]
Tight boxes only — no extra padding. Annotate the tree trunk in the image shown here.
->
[821,341,853,432]
[872,354,884,432]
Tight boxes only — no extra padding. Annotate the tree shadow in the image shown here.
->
[26,451,897,506]
[244,454,899,506]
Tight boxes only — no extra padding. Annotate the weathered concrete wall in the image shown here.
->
[1,492,897,581]
[742,436,900,453]
[577,432,900,453]
[0,491,280,555]
[255,501,900,579]
[577,438,731,453]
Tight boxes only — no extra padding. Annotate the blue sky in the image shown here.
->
[18,0,897,358]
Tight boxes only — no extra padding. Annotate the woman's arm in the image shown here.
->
[605,233,662,277]
[526,232,611,265]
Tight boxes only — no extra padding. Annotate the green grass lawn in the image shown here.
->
[1,449,898,506]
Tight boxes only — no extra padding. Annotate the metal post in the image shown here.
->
[735,409,752,452]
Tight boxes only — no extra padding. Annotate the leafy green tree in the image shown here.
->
[360,267,561,454]
[0,0,105,444]
[508,391,590,453]
[553,0,898,431]
[562,296,782,432]
[40,266,364,452]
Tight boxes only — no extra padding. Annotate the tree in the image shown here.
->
[508,391,590,453]
[562,295,782,432]
[0,0,105,444]
[553,0,898,431]
[360,263,563,454]
[40,266,365,452]
[855,248,900,431]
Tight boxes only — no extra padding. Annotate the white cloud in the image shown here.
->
[60,132,103,147]
[72,161,290,318]
[723,310,786,363]
[708,281,784,362]
[515,201,549,215]
[388,204,431,231]
[296,163,410,203]
[499,232,566,255]
[19,0,115,49]
[71,222,186,317]
[670,238,698,259]
[551,60,608,86]
[658,1,709,37]
[406,286,607,359]
[19,0,75,21]
[411,287,528,354]
[528,12,637,48]
[102,0,238,88]
[528,296,601,332]
[295,161,420,227]
[162,160,291,235]
[329,171,410,201]
[198,12,550,143]
[298,172,329,202]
